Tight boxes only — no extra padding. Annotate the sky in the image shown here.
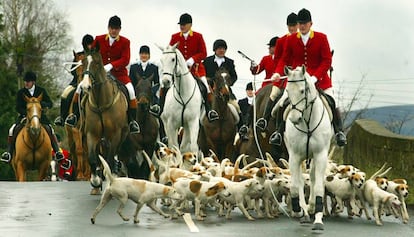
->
[54,0,414,111]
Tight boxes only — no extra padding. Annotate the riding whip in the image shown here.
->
[237,50,255,63]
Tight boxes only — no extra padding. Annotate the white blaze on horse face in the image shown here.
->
[81,55,93,90]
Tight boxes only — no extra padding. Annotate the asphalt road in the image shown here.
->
[0,181,413,237]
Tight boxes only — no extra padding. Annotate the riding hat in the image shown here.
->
[139,45,150,54]
[287,12,298,26]
[178,13,192,25]
[213,39,227,51]
[245,82,253,91]
[267,36,278,47]
[108,15,121,28]
[23,71,37,82]
[297,8,312,23]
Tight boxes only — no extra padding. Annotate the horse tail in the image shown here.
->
[98,137,111,159]
[98,154,115,185]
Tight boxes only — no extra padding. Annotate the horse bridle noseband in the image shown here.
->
[162,51,190,82]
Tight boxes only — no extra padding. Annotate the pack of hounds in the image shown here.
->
[91,145,409,226]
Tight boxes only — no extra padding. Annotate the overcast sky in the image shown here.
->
[55,0,414,110]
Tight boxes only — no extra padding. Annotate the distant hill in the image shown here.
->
[345,105,414,136]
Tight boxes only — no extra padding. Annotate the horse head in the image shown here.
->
[159,42,188,89]
[213,67,230,102]
[135,74,154,112]
[285,65,316,125]
[81,43,106,91]
[24,94,43,137]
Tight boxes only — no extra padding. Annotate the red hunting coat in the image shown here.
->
[95,34,131,84]
[170,30,207,77]
[250,54,276,88]
[275,30,332,90]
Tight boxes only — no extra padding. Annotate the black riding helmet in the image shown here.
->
[213,39,227,51]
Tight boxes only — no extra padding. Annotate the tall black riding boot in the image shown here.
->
[1,136,14,163]
[54,97,68,126]
[256,98,277,131]
[65,93,80,127]
[45,125,64,161]
[206,92,218,122]
[128,100,140,134]
[269,103,287,146]
[333,108,347,146]
[324,94,347,146]
[238,106,252,141]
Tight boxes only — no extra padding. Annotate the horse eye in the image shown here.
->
[300,89,305,94]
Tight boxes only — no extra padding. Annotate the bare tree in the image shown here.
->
[336,72,373,131]
[0,0,71,90]
[385,112,414,134]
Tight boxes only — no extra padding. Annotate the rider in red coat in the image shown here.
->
[65,16,139,134]
[165,13,218,122]
[250,36,278,89]
[269,8,347,147]
[256,12,297,133]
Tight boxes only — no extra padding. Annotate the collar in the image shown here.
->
[296,30,314,39]
[105,34,120,41]
[180,30,193,37]
[28,84,36,96]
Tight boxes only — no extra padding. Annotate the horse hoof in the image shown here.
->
[91,218,95,224]
[312,223,324,231]
[300,215,311,224]
[90,188,101,195]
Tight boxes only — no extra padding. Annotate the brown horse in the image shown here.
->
[118,74,159,179]
[236,84,287,164]
[64,50,90,180]
[199,68,238,161]
[12,95,52,181]
[80,44,129,193]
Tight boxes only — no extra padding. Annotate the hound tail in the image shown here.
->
[98,155,115,185]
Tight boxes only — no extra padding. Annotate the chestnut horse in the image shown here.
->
[118,74,159,179]
[199,68,238,161]
[12,95,52,181]
[80,44,129,194]
[64,50,90,180]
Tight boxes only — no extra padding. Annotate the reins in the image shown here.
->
[162,50,196,127]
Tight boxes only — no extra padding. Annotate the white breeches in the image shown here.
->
[200,76,211,93]
[125,82,136,100]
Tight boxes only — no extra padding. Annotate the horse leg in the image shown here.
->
[289,156,310,223]
[88,141,102,195]
[311,154,327,230]
[15,160,26,182]
[188,119,200,153]
[39,160,51,181]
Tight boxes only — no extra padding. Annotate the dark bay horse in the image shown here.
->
[64,50,90,180]
[80,44,129,194]
[12,95,52,181]
[199,68,238,161]
[118,74,159,179]
[236,84,287,164]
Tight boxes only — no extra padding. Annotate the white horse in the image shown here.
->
[158,43,202,153]
[282,65,333,231]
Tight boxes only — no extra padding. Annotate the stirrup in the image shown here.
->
[239,125,248,135]
[54,116,64,127]
[129,121,140,134]
[55,151,64,161]
[207,110,219,122]
[65,114,77,127]
[149,104,161,117]
[335,131,347,147]
[0,152,11,163]
[256,118,267,131]
[269,132,282,146]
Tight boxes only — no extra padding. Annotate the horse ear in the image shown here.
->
[172,42,179,50]
[23,94,30,102]
[38,93,43,101]
[73,50,76,58]
[301,64,306,75]
[284,65,290,76]
[155,43,164,51]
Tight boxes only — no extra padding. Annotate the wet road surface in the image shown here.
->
[0,181,413,237]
